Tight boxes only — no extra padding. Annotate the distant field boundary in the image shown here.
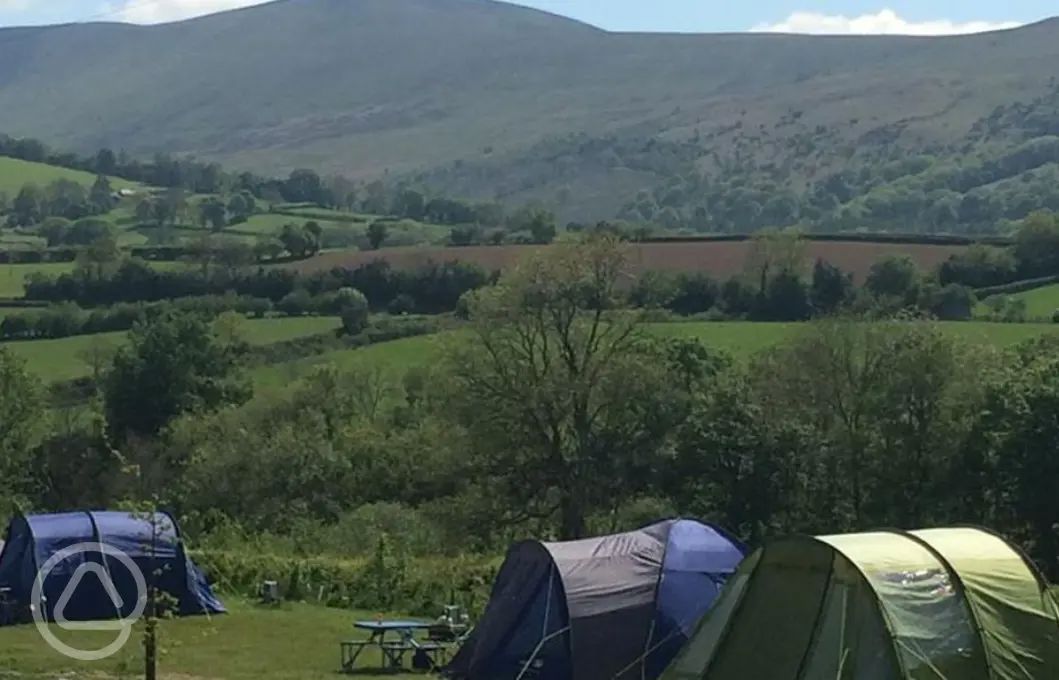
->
[269,209,368,224]
[627,232,1014,247]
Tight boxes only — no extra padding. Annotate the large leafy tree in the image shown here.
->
[104,312,251,441]
[965,337,1059,579]
[0,349,43,507]
[442,236,693,539]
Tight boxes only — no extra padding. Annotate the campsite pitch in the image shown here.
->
[0,599,419,679]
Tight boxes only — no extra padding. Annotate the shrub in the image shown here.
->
[340,290,371,335]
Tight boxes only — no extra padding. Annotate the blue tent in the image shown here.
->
[446,519,746,680]
[0,511,224,623]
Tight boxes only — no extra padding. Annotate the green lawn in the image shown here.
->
[3,317,342,383]
[0,156,138,195]
[0,599,417,680]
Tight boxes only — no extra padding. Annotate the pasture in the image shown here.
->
[979,283,1059,321]
[2,317,342,383]
[253,320,1059,392]
[0,599,416,680]
[0,260,189,297]
[0,156,137,195]
[286,240,973,283]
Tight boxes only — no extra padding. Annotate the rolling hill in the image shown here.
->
[0,156,136,195]
[2,0,1059,227]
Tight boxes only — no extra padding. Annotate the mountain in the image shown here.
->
[2,0,1059,230]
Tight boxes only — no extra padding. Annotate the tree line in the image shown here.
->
[2,236,1058,580]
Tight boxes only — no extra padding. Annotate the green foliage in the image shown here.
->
[366,221,389,250]
[338,288,370,335]
[104,311,252,440]
[0,348,43,507]
[1014,210,1059,278]
[194,549,497,614]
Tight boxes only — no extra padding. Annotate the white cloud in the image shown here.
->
[0,0,30,9]
[752,9,1021,36]
[105,0,270,24]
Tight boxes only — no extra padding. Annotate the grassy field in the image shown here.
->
[253,333,448,390]
[0,261,192,298]
[252,321,1059,393]
[3,317,342,383]
[0,156,137,195]
[0,262,77,297]
[0,599,418,680]
[979,284,1059,321]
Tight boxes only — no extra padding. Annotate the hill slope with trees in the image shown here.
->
[2,0,1059,230]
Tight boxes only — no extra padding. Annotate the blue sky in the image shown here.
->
[0,0,1053,33]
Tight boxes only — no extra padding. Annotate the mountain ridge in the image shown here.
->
[2,0,1059,229]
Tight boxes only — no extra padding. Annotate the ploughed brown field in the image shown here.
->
[287,241,970,282]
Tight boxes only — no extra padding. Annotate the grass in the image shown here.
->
[979,284,1059,321]
[0,156,137,195]
[2,317,342,383]
[252,333,448,391]
[0,262,78,297]
[0,599,418,679]
[0,261,190,298]
[253,320,1059,392]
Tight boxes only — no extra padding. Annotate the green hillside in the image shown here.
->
[1,0,1058,228]
[0,156,136,195]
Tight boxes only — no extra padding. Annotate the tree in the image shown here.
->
[66,217,114,246]
[367,221,389,250]
[669,274,718,315]
[810,259,853,315]
[1013,211,1059,277]
[94,148,117,175]
[0,349,43,507]
[104,312,251,440]
[393,189,425,220]
[77,234,122,281]
[198,197,228,231]
[39,216,72,247]
[44,179,89,220]
[759,269,811,321]
[339,288,371,335]
[442,236,690,539]
[968,341,1059,579]
[135,198,156,225]
[278,223,311,258]
[89,175,115,213]
[865,255,920,306]
[12,184,44,226]
[284,169,326,205]
[744,229,807,295]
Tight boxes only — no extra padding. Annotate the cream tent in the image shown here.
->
[664,527,1059,679]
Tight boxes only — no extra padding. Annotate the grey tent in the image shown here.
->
[448,519,745,680]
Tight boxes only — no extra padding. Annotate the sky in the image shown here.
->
[0,0,1053,35]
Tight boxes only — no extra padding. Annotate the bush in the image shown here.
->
[277,289,314,316]
[192,549,498,615]
[1053,309,1059,324]
[340,290,371,335]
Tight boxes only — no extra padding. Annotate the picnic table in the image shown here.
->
[340,619,450,673]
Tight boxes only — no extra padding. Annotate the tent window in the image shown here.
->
[864,565,986,678]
